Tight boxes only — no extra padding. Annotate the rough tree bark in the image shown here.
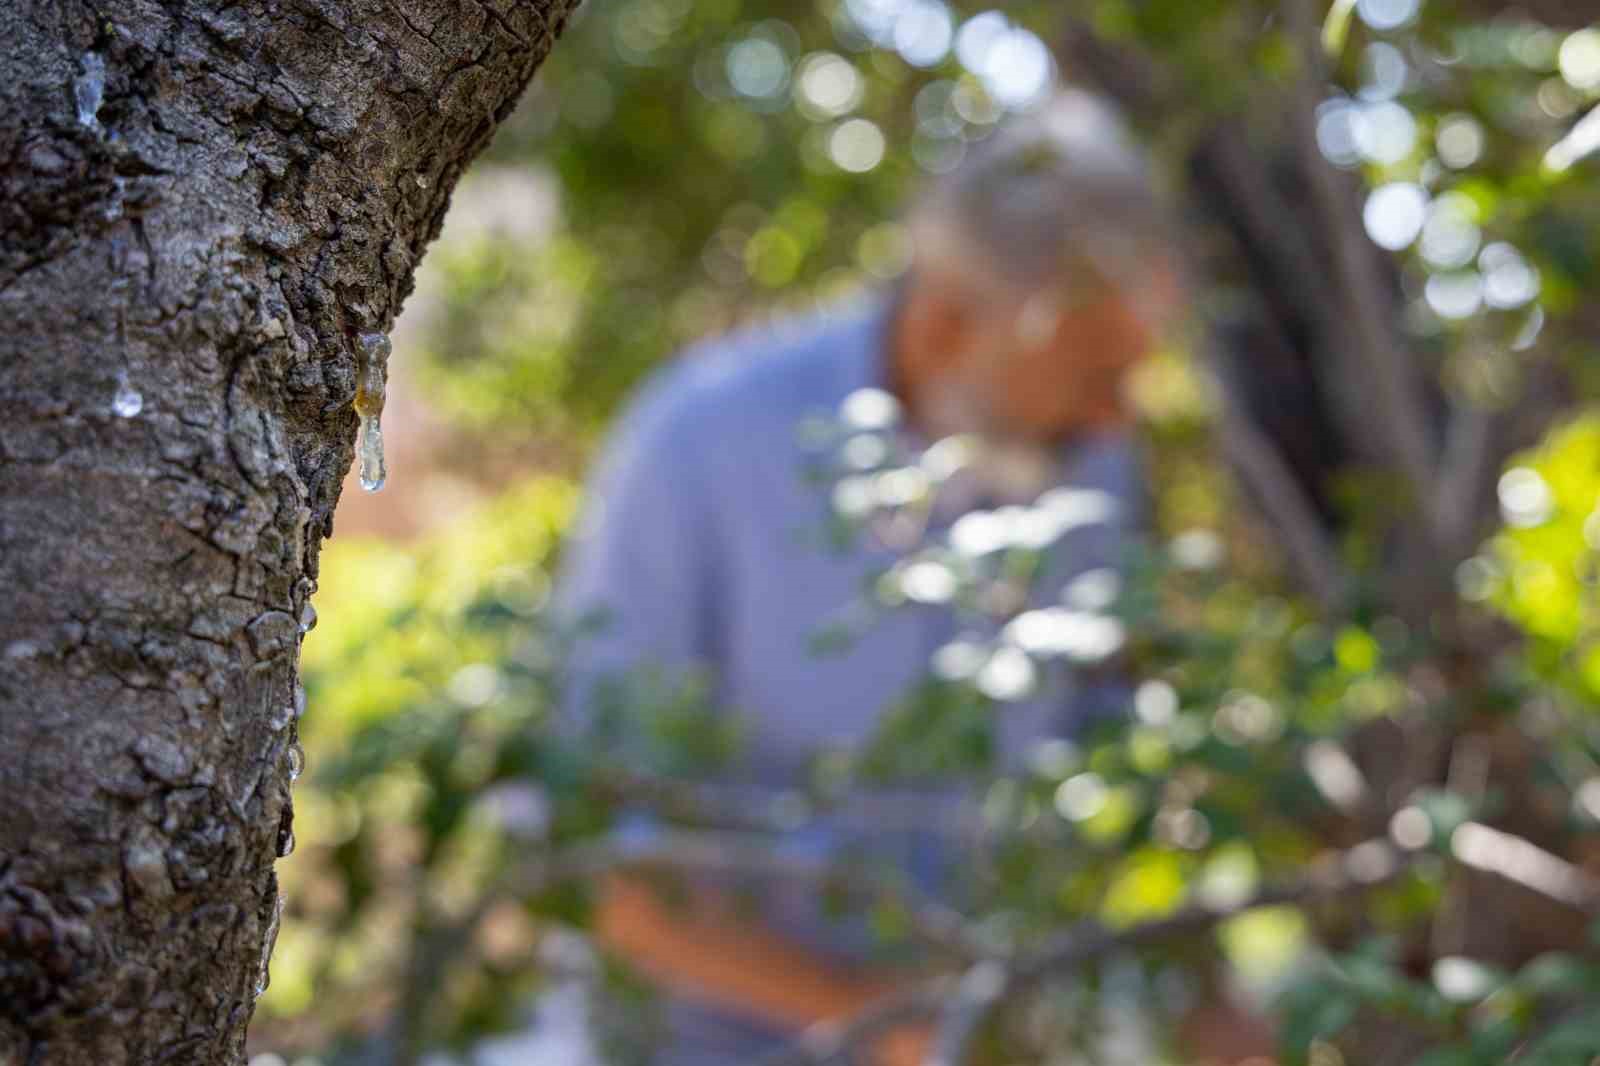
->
[0,1,575,1062]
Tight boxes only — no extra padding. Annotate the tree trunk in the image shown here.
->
[0,1,574,1061]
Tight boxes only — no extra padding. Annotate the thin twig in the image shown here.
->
[922,961,1008,1066]
[1217,397,1347,610]
[1431,404,1498,559]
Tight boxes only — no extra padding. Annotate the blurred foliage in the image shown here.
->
[264,479,576,1030]
[413,0,1074,439]
[1487,417,1600,699]
[257,0,1600,1064]
[267,479,731,1060]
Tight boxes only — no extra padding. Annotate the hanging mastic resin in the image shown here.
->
[354,332,390,492]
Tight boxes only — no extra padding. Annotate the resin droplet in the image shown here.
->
[255,891,284,996]
[298,601,317,634]
[355,332,391,415]
[415,174,430,189]
[354,332,390,494]
[277,830,296,858]
[358,414,385,492]
[111,373,142,418]
[75,52,106,130]
[285,742,304,782]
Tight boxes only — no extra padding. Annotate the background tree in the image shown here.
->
[0,2,575,1062]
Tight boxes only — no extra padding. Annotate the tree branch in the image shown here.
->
[384,822,995,1064]
[1449,821,1600,912]
[1216,391,1347,610]
[922,961,1008,1066]
[1283,0,1440,536]
[761,838,1414,1066]
[1431,403,1499,560]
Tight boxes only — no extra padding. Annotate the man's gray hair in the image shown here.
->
[911,90,1170,291]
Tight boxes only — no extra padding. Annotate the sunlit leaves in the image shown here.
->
[1483,416,1600,690]
[1100,847,1188,927]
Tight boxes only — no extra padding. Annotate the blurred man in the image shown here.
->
[558,92,1184,1064]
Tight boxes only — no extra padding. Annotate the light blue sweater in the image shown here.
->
[556,292,1144,958]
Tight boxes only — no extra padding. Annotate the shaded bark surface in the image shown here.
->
[0,1,574,1061]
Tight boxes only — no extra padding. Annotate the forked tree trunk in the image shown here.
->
[0,2,573,1061]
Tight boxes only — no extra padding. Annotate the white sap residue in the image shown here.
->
[112,373,142,417]
[75,52,106,129]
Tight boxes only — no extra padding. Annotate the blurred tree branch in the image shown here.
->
[1284,0,1441,546]
[762,836,1419,1066]
[764,819,1600,1066]
[384,820,995,1065]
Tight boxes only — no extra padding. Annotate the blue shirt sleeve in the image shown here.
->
[554,371,721,730]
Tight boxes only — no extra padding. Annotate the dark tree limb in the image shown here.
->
[1284,0,1439,515]
[1216,399,1347,610]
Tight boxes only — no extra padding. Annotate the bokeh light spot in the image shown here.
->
[1134,680,1178,726]
[1479,242,1540,309]
[982,26,1052,109]
[795,52,864,119]
[1352,101,1417,165]
[952,13,1053,111]
[1359,42,1408,101]
[1356,0,1419,32]
[840,387,900,430]
[955,11,1008,75]
[1424,272,1483,320]
[977,645,1036,700]
[1363,182,1427,250]
[1055,772,1108,821]
[1498,467,1555,528]
[1419,192,1481,270]
[901,560,957,603]
[893,0,954,68]
[1316,99,1361,167]
[829,117,887,172]
[1435,114,1484,169]
[1558,28,1600,91]
[727,37,789,100]
[857,222,912,279]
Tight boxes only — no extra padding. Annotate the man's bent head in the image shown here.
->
[893,91,1182,442]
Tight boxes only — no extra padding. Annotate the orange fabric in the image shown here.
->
[595,872,931,1066]
[1177,999,1278,1065]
